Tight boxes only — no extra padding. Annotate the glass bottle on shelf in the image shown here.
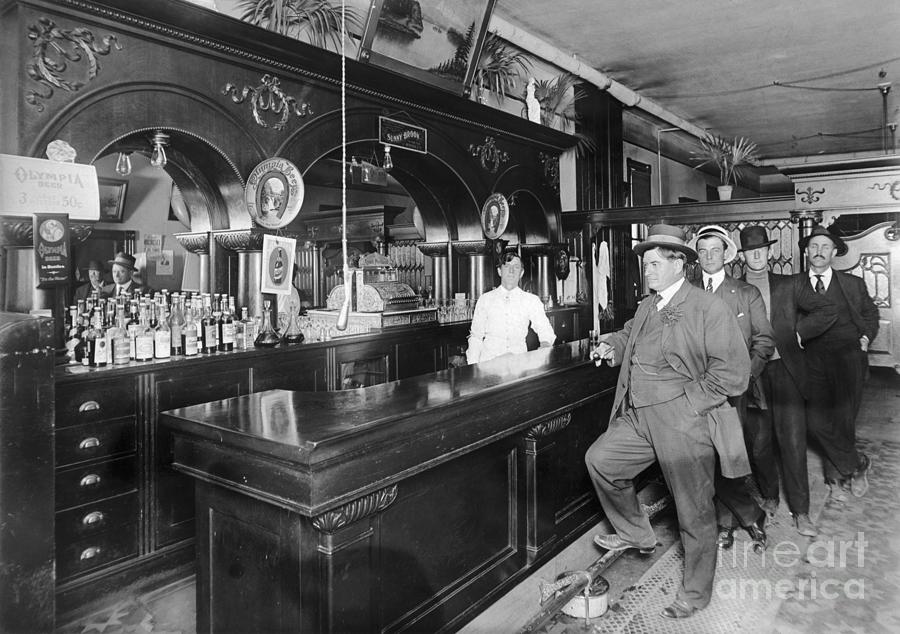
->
[182,299,199,357]
[154,305,171,359]
[219,295,235,352]
[168,294,185,356]
[110,308,131,365]
[254,299,281,348]
[241,307,258,350]
[200,294,218,354]
[134,305,155,362]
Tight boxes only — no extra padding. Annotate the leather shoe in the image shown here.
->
[745,520,767,552]
[593,533,656,555]
[793,513,818,537]
[826,478,850,503]
[851,454,871,497]
[660,599,698,619]
[716,526,734,550]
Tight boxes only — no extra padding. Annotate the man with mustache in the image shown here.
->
[801,224,878,500]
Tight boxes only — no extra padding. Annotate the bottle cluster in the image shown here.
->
[64,291,261,366]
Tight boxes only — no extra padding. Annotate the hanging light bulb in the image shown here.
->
[382,144,393,172]
[115,151,132,176]
[149,130,169,169]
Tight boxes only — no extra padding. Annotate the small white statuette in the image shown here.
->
[525,77,541,124]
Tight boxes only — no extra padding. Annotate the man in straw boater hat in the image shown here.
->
[689,224,774,553]
[585,224,750,619]
[737,225,837,538]
[800,224,878,501]
[102,251,145,298]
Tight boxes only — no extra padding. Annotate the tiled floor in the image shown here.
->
[58,368,900,633]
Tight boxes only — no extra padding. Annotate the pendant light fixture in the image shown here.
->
[149,130,169,168]
[383,144,393,172]
[336,0,351,331]
[115,151,132,176]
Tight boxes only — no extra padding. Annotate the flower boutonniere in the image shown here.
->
[659,304,683,326]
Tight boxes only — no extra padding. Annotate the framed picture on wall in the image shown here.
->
[358,0,496,95]
[97,177,128,222]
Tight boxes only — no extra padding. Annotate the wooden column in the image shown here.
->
[419,242,451,302]
[453,240,491,300]
[213,229,267,317]
[174,232,211,294]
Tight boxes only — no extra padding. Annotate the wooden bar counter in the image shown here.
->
[162,340,616,633]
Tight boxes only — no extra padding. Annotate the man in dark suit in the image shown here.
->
[74,260,108,302]
[690,225,774,551]
[586,224,750,619]
[801,224,879,499]
[102,252,145,298]
[738,226,837,537]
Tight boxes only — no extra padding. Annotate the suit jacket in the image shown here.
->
[603,280,751,476]
[73,283,108,303]
[102,281,145,298]
[829,269,880,343]
[766,273,837,398]
[697,275,775,379]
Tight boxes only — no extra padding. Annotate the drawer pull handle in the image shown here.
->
[82,511,105,526]
[79,473,101,487]
[79,546,102,561]
[78,400,100,413]
[79,437,101,450]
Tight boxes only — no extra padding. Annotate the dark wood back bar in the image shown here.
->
[162,340,617,632]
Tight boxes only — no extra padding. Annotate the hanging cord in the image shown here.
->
[336,0,350,331]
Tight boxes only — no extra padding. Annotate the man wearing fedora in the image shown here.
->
[586,224,749,619]
[690,225,774,551]
[738,225,837,537]
[74,259,108,302]
[801,224,878,500]
[103,251,145,298]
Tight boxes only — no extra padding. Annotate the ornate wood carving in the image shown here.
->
[222,74,312,130]
[452,240,490,256]
[524,412,572,439]
[843,253,891,309]
[174,232,210,255]
[26,17,121,112]
[469,136,509,173]
[796,187,826,205]
[539,152,560,192]
[417,242,450,258]
[868,179,900,201]
[312,485,398,533]
[212,228,267,252]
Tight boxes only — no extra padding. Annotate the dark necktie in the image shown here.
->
[814,275,825,294]
[705,278,713,293]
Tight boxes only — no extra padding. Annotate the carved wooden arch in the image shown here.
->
[489,162,558,244]
[275,108,488,242]
[26,81,264,231]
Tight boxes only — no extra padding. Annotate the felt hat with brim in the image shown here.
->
[108,251,136,271]
[633,224,698,263]
[737,225,778,252]
[689,225,739,263]
[799,224,848,257]
[84,259,106,273]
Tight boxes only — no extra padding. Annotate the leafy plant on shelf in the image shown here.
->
[431,29,531,103]
[237,0,362,51]
[530,73,597,156]
[693,134,759,187]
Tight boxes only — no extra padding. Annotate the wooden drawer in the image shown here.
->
[56,492,139,545]
[56,522,139,581]
[56,417,136,467]
[56,378,135,427]
[56,456,137,511]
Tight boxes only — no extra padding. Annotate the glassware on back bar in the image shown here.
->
[254,299,281,348]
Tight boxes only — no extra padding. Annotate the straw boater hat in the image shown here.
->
[108,251,137,271]
[633,224,698,263]
[689,224,739,263]
[798,224,848,257]
[737,225,778,252]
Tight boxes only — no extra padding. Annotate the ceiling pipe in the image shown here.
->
[490,16,709,141]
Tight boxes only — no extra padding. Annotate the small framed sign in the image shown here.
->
[245,158,305,229]
[98,178,128,222]
[260,233,296,295]
[33,213,71,287]
[379,116,428,154]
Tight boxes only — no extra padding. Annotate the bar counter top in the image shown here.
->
[162,339,613,515]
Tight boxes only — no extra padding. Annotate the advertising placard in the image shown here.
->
[33,213,71,286]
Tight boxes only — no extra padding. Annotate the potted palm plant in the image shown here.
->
[694,134,758,200]
[237,0,362,51]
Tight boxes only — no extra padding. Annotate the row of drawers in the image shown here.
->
[56,379,139,582]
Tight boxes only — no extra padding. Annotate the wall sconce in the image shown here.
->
[150,130,169,169]
[382,144,393,172]
[114,151,132,176]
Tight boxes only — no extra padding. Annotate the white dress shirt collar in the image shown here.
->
[702,269,726,293]
[809,267,833,289]
[655,277,685,310]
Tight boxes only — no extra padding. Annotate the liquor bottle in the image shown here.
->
[134,305,155,362]
[168,294,185,356]
[182,300,199,357]
[254,299,281,347]
[64,306,82,364]
[110,308,131,365]
[154,305,171,359]
[239,307,256,350]
[218,295,235,352]
[200,295,218,354]
[84,308,106,367]
[127,301,141,360]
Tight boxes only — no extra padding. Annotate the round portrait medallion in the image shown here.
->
[245,158,305,229]
[481,193,509,240]
[39,218,65,242]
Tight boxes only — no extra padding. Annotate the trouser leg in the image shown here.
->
[642,396,717,609]
[806,344,862,480]
[768,360,810,514]
[585,408,658,547]
[715,393,762,527]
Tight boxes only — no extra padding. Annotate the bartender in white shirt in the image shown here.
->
[466,252,556,364]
